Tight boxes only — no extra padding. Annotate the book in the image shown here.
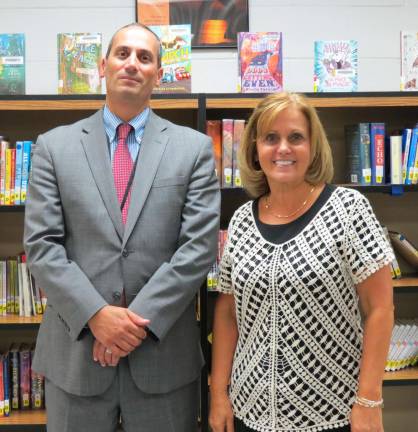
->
[238,32,283,93]
[405,128,418,185]
[370,123,385,185]
[206,120,222,185]
[389,231,418,269]
[401,31,418,91]
[314,40,358,92]
[19,344,31,409]
[9,344,19,410]
[0,34,25,95]
[14,141,23,205]
[222,119,234,188]
[149,24,191,94]
[390,135,403,185]
[232,119,245,188]
[345,123,371,185]
[20,140,32,204]
[402,128,412,183]
[58,33,102,94]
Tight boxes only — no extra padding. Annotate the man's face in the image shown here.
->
[100,26,162,105]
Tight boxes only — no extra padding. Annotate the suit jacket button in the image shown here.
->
[122,249,129,258]
[112,291,121,301]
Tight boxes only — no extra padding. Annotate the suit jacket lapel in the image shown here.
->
[123,111,168,246]
[81,110,124,240]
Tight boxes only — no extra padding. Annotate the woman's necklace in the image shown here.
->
[264,185,316,219]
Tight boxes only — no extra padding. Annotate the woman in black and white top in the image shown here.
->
[209,92,394,432]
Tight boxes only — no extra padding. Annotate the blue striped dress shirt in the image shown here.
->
[103,105,150,162]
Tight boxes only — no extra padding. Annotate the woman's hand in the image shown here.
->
[350,404,383,432]
[209,392,235,432]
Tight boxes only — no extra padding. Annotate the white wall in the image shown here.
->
[1,0,418,93]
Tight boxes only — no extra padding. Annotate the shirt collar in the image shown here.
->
[103,105,150,143]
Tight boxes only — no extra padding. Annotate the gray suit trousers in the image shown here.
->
[45,358,199,432]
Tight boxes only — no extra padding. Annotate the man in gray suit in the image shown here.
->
[24,23,220,432]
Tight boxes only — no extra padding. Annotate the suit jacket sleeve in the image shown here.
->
[24,134,108,341]
[128,134,220,341]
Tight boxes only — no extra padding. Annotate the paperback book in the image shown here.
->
[401,31,418,91]
[0,34,25,95]
[149,24,191,94]
[58,33,102,94]
[238,32,283,93]
[314,40,358,92]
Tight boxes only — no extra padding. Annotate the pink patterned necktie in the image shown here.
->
[113,123,133,224]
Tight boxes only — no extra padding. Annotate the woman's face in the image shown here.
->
[256,106,311,189]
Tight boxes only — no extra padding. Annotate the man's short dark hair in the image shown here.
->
[106,23,162,68]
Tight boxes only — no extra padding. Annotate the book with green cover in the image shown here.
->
[58,33,102,94]
[0,34,25,95]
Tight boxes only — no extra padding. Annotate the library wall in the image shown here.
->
[1,0,418,93]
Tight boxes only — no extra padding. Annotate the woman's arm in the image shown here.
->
[209,293,239,432]
[351,264,394,432]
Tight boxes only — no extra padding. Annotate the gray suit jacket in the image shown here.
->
[24,109,220,396]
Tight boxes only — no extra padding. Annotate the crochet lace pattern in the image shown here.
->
[218,187,394,432]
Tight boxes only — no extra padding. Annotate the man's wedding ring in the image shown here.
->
[105,348,112,354]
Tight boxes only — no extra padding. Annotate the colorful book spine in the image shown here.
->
[14,141,23,205]
[206,120,222,185]
[222,119,234,188]
[0,33,25,95]
[20,140,32,204]
[4,148,12,205]
[9,148,15,205]
[345,123,371,185]
[405,128,418,185]
[390,135,403,185]
[2,351,10,416]
[370,123,385,185]
[402,128,412,183]
[19,345,31,409]
[9,345,19,410]
[0,139,9,205]
[232,119,245,188]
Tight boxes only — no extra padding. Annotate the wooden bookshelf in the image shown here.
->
[384,366,418,382]
[0,409,46,426]
[205,93,418,109]
[0,96,198,111]
[393,277,418,288]
[0,315,42,325]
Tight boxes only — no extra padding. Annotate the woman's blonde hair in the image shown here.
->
[238,92,334,198]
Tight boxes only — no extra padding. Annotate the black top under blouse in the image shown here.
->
[253,184,336,244]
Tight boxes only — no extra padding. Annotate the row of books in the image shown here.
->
[206,119,245,188]
[0,255,46,317]
[207,230,227,292]
[1,27,192,95]
[386,320,418,372]
[346,125,418,186]
[2,30,418,95]
[0,344,44,417]
[0,138,34,206]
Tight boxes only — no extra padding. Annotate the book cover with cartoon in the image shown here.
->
[238,32,282,93]
[314,40,358,92]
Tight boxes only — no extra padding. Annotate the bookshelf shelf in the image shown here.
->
[0,315,42,325]
[383,366,418,383]
[0,95,199,111]
[0,410,46,428]
[393,277,418,288]
[0,205,25,212]
[205,92,418,109]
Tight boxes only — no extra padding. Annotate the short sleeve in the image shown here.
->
[344,193,395,285]
[216,220,235,295]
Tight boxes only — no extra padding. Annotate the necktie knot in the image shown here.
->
[117,123,132,142]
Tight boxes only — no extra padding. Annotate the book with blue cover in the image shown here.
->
[0,34,25,95]
[314,40,358,92]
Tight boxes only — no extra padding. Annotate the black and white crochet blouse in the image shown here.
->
[217,186,394,432]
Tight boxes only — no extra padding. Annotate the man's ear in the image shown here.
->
[155,67,163,87]
[99,58,106,79]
